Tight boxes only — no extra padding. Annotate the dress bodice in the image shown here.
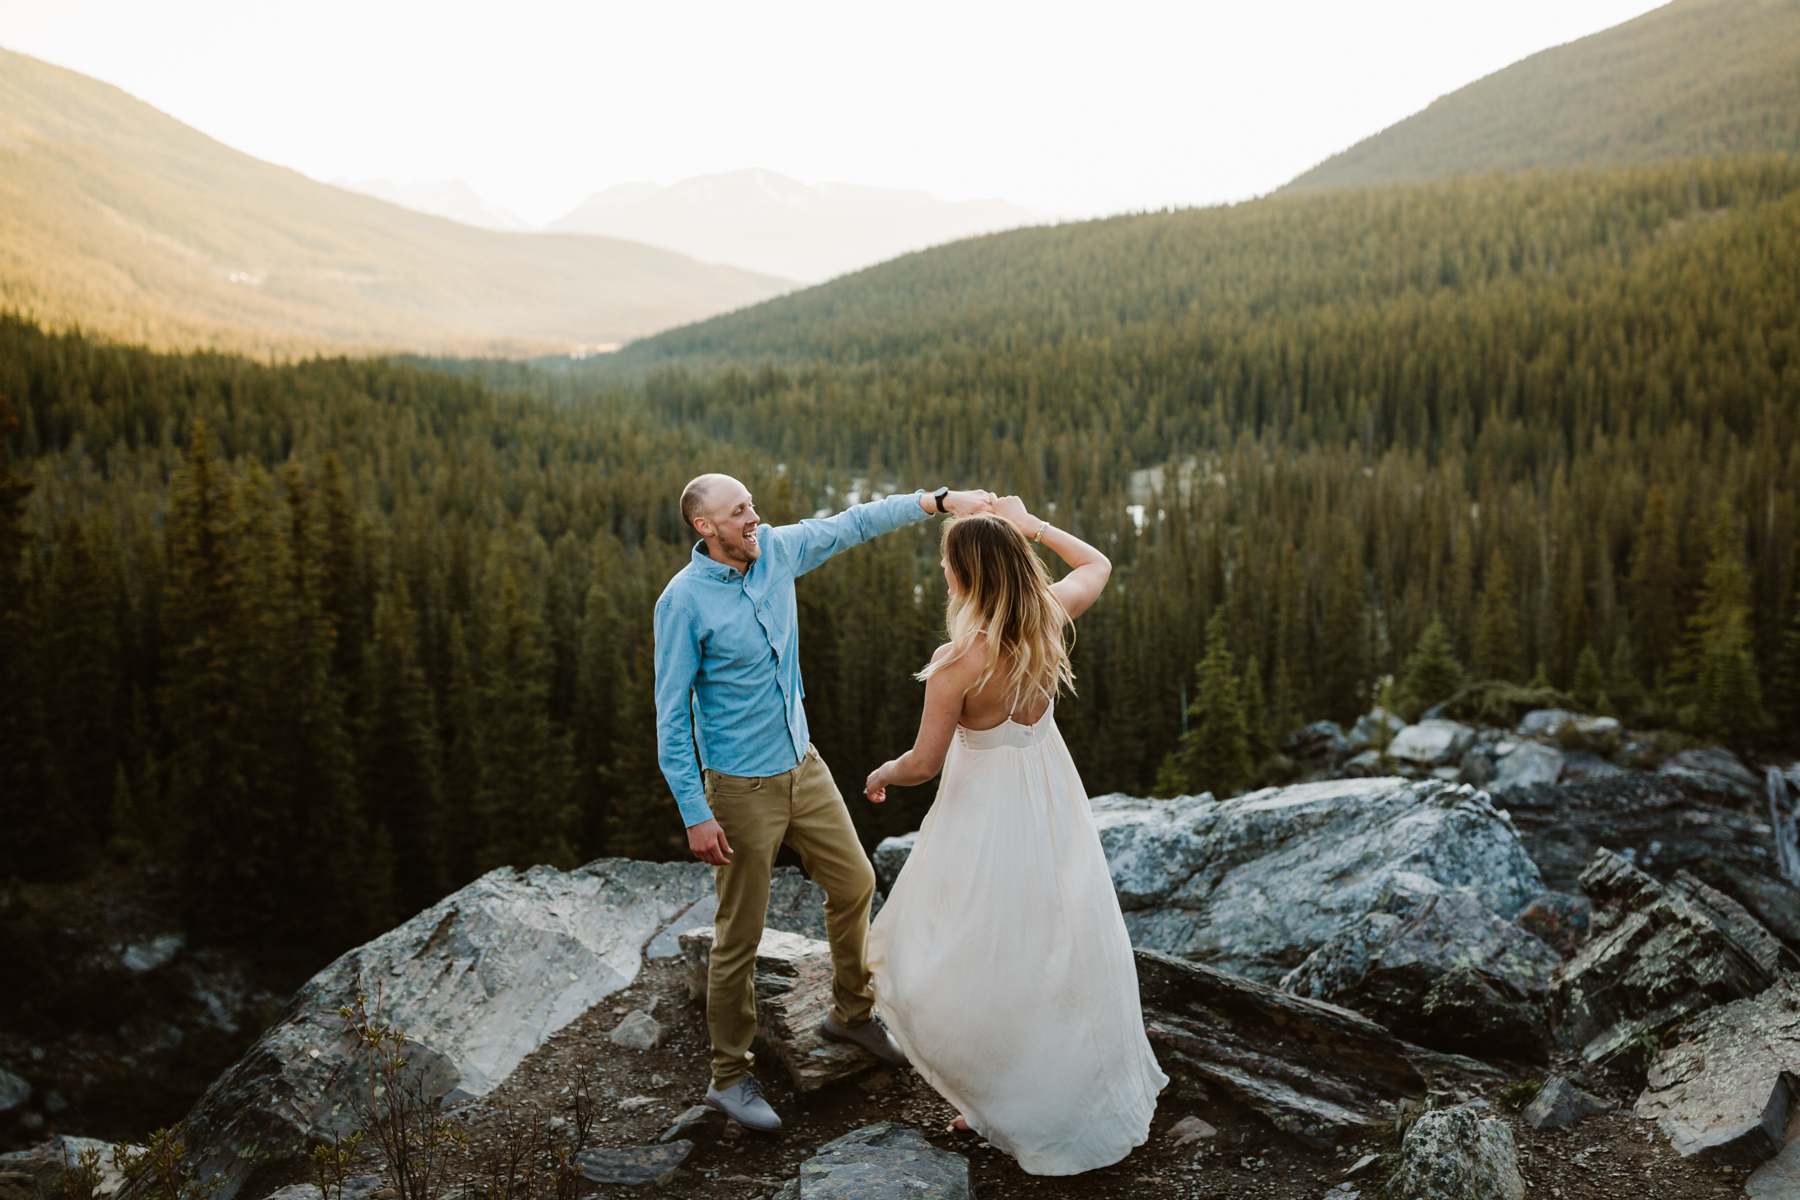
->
[956,698,1056,751]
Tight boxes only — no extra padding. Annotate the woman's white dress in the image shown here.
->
[865,698,1170,1175]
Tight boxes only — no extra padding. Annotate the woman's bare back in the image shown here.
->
[956,637,1053,731]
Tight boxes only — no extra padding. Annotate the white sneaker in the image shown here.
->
[703,1073,782,1132]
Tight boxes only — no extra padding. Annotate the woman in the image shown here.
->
[862,496,1169,1175]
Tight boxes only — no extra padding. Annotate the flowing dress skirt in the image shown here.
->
[866,700,1169,1175]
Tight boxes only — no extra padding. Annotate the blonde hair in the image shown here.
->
[916,513,1076,711]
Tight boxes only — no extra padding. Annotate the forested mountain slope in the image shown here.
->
[6,155,1797,956]
[1281,0,1800,193]
[0,50,790,357]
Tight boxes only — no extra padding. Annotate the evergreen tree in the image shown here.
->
[1572,643,1610,713]
[1472,548,1525,681]
[1155,610,1252,799]
[363,583,447,910]
[1628,484,1684,680]
[1396,613,1464,720]
[1677,498,1769,743]
[1769,579,1800,737]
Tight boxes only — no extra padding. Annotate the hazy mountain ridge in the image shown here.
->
[331,177,530,231]
[0,49,793,357]
[548,167,1042,282]
[1280,0,1800,194]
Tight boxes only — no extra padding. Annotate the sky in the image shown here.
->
[0,0,1671,226]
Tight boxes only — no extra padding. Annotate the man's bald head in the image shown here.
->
[680,473,735,533]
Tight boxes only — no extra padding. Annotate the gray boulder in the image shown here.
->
[1386,720,1476,768]
[1347,708,1407,752]
[0,1067,27,1114]
[125,857,825,1200]
[1138,948,1505,1150]
[773,1122,972,1200]
[608,1010,663,1052]
[1516,709,1577,738]
[1633,972,1800,1164]
[878,778,1546,983]
[872,836,916,895]
[1657,746,1761,803]
[1105,779,1545,980]
[1488,742,1562,793]
[1521,1075,1616,1129]
[1344,749,1385,777]
[1281,873,1559,1062]
[1280,720,1351,762]
[677,927,881,1092]
[1547,848,1798,1081]
[1382,1099,1525,1200]
[574,1142,694,1186]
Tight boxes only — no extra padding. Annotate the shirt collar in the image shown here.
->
[688,539,752,582]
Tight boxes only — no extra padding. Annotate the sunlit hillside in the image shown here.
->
[0,50,792,357]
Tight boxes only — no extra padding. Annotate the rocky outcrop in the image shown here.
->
[1381,1099,1525,1200]
[1633,972,1800,1164]
[877,777,1546,984]
[677,927,884,1092]
[1487,741,1562,793]
[1135,948,1505,1150]
[768,1122,972,1199]
[127,859,844,1200]
[1280,873,1559,1062]
[1547,848,1798,1081]
[1499,773,1800,951]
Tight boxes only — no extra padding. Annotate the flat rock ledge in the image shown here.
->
[1633,971,1800,1165]
[1547,847,1798,1081]
[1382,1098,1525,1200]
[678,927,884,1092]
[1134,948,1505,1150]
[120,858,838,1200]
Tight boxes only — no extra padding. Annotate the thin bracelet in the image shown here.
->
[1032,519,1048,543]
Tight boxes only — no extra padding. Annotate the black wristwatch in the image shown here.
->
[932,486,951,514]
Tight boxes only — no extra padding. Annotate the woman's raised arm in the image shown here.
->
[991,496,1112,622]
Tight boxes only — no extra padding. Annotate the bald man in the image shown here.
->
[654,473,993,1131]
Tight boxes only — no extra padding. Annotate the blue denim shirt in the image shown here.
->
[653,490,933,828]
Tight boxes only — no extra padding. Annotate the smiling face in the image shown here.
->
[691,475,761,571]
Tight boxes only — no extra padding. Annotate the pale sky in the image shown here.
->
[1,0,1670,225]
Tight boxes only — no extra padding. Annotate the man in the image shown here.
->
[654,473,993,1132]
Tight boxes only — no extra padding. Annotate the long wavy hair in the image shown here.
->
[915,513,1076,711]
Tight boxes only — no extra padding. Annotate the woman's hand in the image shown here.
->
[864,762,893,804]
[992,494,1035,536]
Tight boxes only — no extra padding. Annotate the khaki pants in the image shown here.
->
[703,742,877,1090]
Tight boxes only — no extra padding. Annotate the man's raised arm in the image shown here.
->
[770,487,994,577]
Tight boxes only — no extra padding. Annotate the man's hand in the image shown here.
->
[941,489,996,518]
[864,762,893,804]
[688,817,733,865]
